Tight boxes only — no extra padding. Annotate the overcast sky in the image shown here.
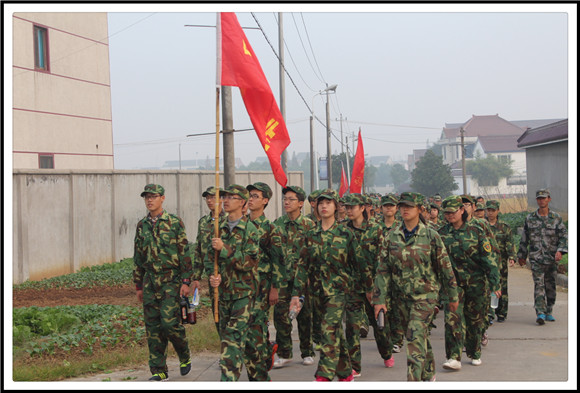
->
[100,4,575,170]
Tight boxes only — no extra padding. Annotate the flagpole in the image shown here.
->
[213,13,221,324]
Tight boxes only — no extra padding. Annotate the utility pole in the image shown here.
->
[310,114,316,193]
[222,86,235,187]
[278,12,288,176]
[460,126,467,194]
[326,90,332,188]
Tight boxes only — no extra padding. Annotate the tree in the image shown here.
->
[466,154,513,187]
[391,163,410,191]
[410,150,458,196]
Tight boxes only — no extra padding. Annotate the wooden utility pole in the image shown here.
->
[222,86,235,187]
[460,126,467,194]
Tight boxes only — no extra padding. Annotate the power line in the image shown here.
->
[290,13,325,85]
[300,13,327,85]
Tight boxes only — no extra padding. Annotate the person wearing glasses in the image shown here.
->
[207,184,260,381]
[438,196,500,370]
[271,186,317,369]
[133,184,193,381]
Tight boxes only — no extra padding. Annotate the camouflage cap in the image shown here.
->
[486,200,500,210]
[283,185,306,201]
[433,194,442,202]
[430,203,440,211]
[381,193,399,206]
[442,195,463,213]
[397,192,423,207]
[343,193,365,206]
[140,184,165,197]
[202,186,222,197]
[316,188,339,203]
[536,189,550,198]
[475,202,485,211]
[308,189,323,202]
[461,194,475,204]
[246,182,273,199]
[221,184,249,201]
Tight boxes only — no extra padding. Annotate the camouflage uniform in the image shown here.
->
[438,196,500,363]
[486,200,516,319]
[292,190,372,381]
[272,211,316,360]
[343,194,391,375]
[374,192,458,382]
[517,190,568,318]
[133,185,192,376]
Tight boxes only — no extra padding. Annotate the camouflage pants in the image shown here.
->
[345,292,392,373]
[497,256,509,318]
[273,282,315,359]
[396,298,437,382]
[531,262,558,315]
[444,280,488,361]
[208,279,221,338]
[142,280,190,374]
[390,293,405,347]
[244,274,272,381]
[218,295,254,381]
[315,292,352,380]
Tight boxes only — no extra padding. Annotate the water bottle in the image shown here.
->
[377,309,385,331]
[180,296,189,324]
[289,296,305,320]
[490,292,499,309]
[187,288,198,324]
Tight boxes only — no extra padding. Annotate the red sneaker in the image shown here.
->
[338,373,354,382]
[267,342,278,371]
[384,357,395,368]
[314,376,331,381]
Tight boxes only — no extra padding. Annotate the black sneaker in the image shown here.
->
[180,360,192,376]
[497,315,506,322]
[360,324,369,338]
[149,372,169,381]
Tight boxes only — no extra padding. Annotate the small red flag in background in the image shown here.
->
[339,163,349,197]
[350,129,365,194]
[218,12,291,187]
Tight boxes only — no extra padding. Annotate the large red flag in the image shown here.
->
[339,163,348,197]
[350,129,365,194]
[218,12,291,187]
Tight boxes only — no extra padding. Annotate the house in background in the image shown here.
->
[12,13,113,170]
[517,119,568,213]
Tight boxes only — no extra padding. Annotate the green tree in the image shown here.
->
[410,150,458,196]
[466,154,513,187]
[391,163,410,191]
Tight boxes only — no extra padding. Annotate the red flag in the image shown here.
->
[218,12,291,187]
[350,129,365,194]
[339,163,348,197]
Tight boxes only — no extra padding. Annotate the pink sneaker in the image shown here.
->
[314,376,331,382]
[338,373,354,382]
[384,357,395,368]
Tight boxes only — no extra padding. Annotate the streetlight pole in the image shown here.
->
[460,126,467,194]
[323,84,337,189]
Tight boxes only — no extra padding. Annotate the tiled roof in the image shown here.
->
[478,135,524,153]
[517,119,568,148]
[442,114,525,139]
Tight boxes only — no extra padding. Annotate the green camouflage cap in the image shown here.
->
[486,200,500,210]
[475,202,485,211]
[433,194,442,202]
[308,189,323,202]
[381,193,399,206]
[343,193,365,206]
[442,195,463,213]
[536,189,550,198]
[246,182,273,199]
[430,203,440,211]
[221,184,249,201]
[202,186,222,197]
[316,188,339,203]
[283,185,306,201]
[397,192,423,207]
[140,184,165,197]
[461,194,475,204]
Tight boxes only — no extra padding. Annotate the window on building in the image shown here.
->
[498,154,511,164]
[34,25,49,71]
[506,175,526,185]
[39,154,54,169]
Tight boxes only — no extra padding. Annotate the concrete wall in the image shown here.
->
[12,169,304,284]
[524,141,568,214]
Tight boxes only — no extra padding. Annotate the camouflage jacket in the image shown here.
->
[378,218,400,235]
[249,214,283,288]
[205,215,259,300]
[470,217,500,271]
[438,221,500,291]
[487,219,516,261]
[373,221,458,304]
[133,210,192,289]
[345,218,383,283]
[291,221,372,298]
[272,214,315,286]
[192,211,228,277]
[517,209,568,265]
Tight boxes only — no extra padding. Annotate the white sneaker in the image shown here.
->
[442,358,462,370]
[302,356,314,365]
[471,358,482,366]
[393,344,401,353]
[274,357,292,368]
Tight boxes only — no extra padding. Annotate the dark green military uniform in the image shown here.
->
[133,185,192,377]
[438,196,500,364]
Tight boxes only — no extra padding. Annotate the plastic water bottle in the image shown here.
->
[377,309,385,331]
[187,288,198,324]
[490,292,499,309]
[289,296,305,320]
[180,296,189,324]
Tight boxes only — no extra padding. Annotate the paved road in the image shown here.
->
[65,265,573,387]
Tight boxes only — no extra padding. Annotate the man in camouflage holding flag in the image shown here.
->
[133,184,193,381]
